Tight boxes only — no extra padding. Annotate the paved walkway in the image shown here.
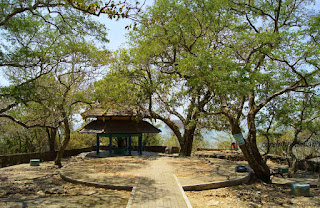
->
[128,157,190,208]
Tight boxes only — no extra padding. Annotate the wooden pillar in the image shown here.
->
[96,134,100,155]
[138,134,142,155]
[109,135,113,157]
[128,136,132,156]
[125,137,128,154]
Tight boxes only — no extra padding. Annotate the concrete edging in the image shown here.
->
[174,174,193,208]
[126,174,140,208]
[182,170,253,191]
[182,157,254,191]
[59,165,133,191]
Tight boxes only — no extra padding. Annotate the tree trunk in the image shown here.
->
[55,117,70,168]
[179,128,195,156]
[288,141,298,177]
[46,127,57,153]
[231,120,271,183]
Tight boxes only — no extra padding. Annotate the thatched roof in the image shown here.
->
[78,120,161,134]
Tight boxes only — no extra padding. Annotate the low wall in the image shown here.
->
[195,150,246,161]
[0,145,180,168]
[197,148,231,152]
[296,158,320,172]
[0,146,95,168]
[142,146,180,153]
[196,150,320,173]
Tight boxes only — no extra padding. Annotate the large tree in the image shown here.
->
[95,49,215,156]
[0,0,138,116]
[97,0,320,183]
[0,2,110,166]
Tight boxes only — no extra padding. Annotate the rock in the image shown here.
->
[37,190,45,195]
[287,200,294,205]
[86,190,96,195]
[45,188,63,194]
[207,199,220,206]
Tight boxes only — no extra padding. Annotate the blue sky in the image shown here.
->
[96,0,155,51]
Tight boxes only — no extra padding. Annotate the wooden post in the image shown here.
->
[138,135,142,155]
[109,135,113,157]
[128,136,132,156]
[126,137,128,155]
[96,134,100,155]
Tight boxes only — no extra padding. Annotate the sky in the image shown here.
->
[96,0,155,51]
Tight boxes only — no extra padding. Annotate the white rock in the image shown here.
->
[207,199,220,206]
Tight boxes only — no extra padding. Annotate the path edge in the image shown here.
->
[181,166,254,191]
[174,174,193,208]
[126,174,140,208]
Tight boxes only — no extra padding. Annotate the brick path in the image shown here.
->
[127,157,191,208]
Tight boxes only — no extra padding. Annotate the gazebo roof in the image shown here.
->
[78,119,161,134]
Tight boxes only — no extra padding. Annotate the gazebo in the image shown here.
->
[78,108,161,156]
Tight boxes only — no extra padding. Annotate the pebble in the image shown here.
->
[86,190,96,195]
[37,190,45,195]
[207,199,220,206]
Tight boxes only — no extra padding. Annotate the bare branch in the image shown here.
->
[0,114,59,129]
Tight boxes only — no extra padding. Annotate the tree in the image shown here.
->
[213,0,320,182]
[0,6,109,166]
[0,0,135,27]
[95,0,239,156]
[95,48,215,156]
[0,0,138,116]
[98,0,320,183]
[266,92,320,176]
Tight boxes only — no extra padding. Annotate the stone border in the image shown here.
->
[182,170,253,191]
[174,174,193,208]
[181,157,254,191]
[59,165,133,191]
[126,174,140,208]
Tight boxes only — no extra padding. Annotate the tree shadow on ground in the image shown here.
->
[0,165,130,208]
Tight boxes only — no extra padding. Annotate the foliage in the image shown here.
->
[0,119,48,154]
[142,133,164,146]
[163,135,180,147]
[66,131,96,149]
[0,0,111,163]
[212,132,235,150]
[95,0,320,182]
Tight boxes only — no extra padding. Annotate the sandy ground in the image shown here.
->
[186,158,320,208]
[61,156,151,186]
[0,160,130,208]
[1,154,319,208]
[170,157,247,186]
[186,182,320,208]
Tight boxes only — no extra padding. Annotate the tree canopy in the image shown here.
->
[95,0,320,182]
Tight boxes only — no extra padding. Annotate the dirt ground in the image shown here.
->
[186,158,320,208]
[0,160,130,208]
[187,182,320,208]
[170,157,247,186]
[61,157,151,186]
[1,155,319,208]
